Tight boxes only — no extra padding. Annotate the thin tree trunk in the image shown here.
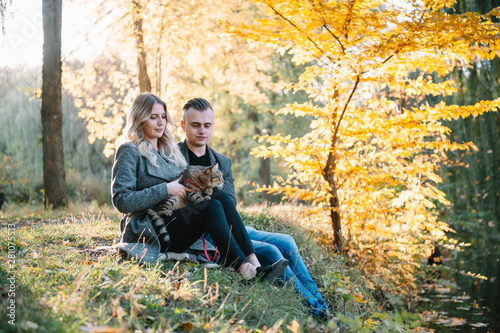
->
[323,79,359,250]
[132,1,151,92]
[324,153,342,250]
[258,118,273,204]
[41,0,67,208]
[1,0,13,34]
[258,157,271,204]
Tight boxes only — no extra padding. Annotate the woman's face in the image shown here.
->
[142,103,167,144]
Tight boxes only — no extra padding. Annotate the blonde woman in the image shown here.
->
[111,92,287,280]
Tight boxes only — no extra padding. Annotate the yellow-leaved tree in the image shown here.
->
[231,0,500,292]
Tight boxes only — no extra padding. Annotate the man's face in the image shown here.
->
[181,108,215,149]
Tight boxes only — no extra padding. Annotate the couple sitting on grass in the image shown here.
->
[111,93,331,320]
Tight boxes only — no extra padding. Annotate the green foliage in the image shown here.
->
[0,67,44,202]
[427,1,500,327]
[0,66,112,205]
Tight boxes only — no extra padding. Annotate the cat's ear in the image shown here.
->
[206,163,219,174]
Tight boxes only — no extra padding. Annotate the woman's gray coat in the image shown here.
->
[112,142,183,263]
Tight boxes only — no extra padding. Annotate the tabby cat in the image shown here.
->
[147,163,224,251]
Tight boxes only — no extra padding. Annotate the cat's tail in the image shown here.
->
[147,209,172,252]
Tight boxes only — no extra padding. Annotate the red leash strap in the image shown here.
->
[183,178,201,190]
[180,169,201,191]
[202,234,218,262]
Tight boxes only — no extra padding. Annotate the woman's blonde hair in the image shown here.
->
[124,92,187,168]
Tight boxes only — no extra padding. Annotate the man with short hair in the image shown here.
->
[178,98,330,321]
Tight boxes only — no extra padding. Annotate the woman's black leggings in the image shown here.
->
[160,190,254,269]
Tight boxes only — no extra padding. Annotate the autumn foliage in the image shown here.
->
[63,0,275,158]
[231,0,500,293]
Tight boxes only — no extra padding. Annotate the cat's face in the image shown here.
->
[205,163,224,188]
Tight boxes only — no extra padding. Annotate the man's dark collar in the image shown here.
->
[180,140,217,165]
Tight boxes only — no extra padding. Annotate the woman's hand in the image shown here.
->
[167,177,189,200]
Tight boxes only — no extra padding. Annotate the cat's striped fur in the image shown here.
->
[147,163,224,251]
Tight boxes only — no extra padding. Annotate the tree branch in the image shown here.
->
[323,74,361,177]
[310,0,346,55]
[341,0,357,41]
[333,74,360,146]
[380,1,430,65]
[265,1,335,63]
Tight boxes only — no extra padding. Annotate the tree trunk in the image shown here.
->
[324,151,343,250]
[258,157,271,204]
[330,184,342,250]
[132,1,151,92]
[323,78,359,250]
[41,0,67,208]
[1,0,13,34]
[326,174,342,249]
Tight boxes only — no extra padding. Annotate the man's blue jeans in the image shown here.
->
[246,226,328,317]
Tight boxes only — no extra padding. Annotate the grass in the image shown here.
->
[0,203,422,332]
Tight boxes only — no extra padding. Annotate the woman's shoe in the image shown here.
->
[255,258,289,281]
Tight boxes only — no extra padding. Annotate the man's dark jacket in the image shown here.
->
[178,141,237,206]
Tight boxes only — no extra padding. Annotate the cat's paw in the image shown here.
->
[192,198,204,203]
[148,209,160,218]
[155,209,173,217]
[203,196,211,200]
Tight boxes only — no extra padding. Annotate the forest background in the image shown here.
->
[1,0,500,331]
